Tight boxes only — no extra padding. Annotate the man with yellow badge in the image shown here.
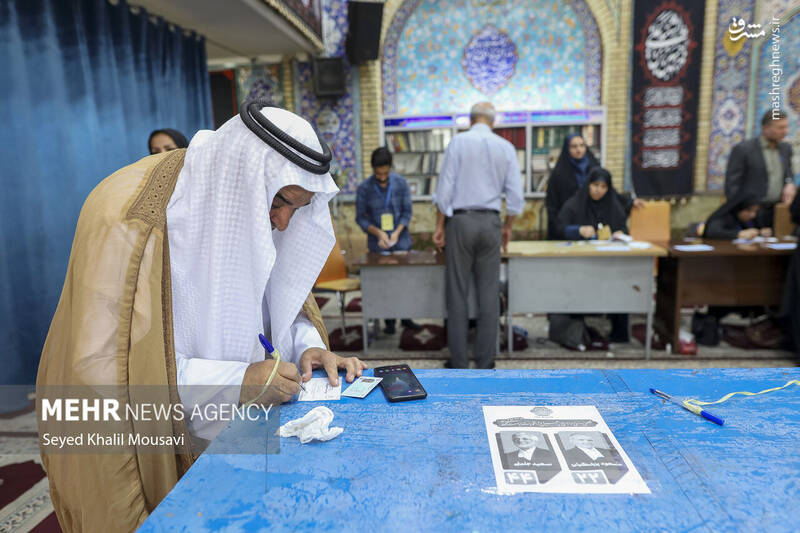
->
[355,146,420,334]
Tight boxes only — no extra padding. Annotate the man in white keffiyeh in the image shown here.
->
[167,106,367,438]
[37,106,365,532]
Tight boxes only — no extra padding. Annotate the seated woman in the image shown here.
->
[556,166,628,241]
[148,128,189,155]
[702,193,773,240]
[694,194,774,344]
[549,167,630,348]
[545,133,599,239]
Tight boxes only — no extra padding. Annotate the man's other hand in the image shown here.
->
[501,226,512,252]
[300,348,368,386]
[782,183,797,205]
[432,226,445,251]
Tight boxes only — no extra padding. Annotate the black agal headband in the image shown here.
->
[239,99,332,175]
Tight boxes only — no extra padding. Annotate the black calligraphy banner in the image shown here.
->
[631,0,705,196]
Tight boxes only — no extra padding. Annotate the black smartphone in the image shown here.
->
[374,364,427,402]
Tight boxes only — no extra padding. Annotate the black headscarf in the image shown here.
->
[556,167,628,238]
[148,129,189,154]
[702,192,761,239]
[545,134,600,238]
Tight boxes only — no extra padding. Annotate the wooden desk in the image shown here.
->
[656,239,795,351]
[141,368,800,532]
[504,241,668,359]
[352,251,477,356]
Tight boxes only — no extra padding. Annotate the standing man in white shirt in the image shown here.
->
[432,102,524,369]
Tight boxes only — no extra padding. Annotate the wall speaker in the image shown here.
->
[346,1,383,64]
[312,57,346,98]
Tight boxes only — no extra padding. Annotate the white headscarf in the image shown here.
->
[166,107,338,370]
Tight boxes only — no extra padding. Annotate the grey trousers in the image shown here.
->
[445,211,501,368]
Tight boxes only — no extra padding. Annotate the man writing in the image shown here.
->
[37,103,366,532]
[725,110,795,227]
[433,102,524,369]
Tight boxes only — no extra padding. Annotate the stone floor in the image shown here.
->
[318,293,798,370]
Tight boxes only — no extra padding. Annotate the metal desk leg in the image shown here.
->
[507,310,513,358]
[362,318,369,358]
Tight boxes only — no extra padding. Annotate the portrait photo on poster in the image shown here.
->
[555,430,628,484]
[482,406,650,494]
[497,430,560,483]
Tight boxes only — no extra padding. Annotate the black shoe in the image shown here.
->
[444,360,453,368]
[401,319,422,330]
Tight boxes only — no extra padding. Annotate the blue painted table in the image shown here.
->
[140,368,800,532]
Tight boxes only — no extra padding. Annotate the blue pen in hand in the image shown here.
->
[259,334,306,392]
[650,388,724,426]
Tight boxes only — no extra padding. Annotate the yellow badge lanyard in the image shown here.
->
[376,178,394,232]
[683,379,800,412]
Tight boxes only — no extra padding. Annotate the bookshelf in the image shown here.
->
[382,108,606,200]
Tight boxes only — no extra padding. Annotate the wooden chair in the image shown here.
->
[774,202,794,237]
[314,239,360,331]
[629,200,671,243]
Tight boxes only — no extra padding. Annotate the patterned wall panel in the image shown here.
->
[280,0,324,39]
[295,0,360,193]
[754,9,800,179]
[236,64,284,108]
[705,0,757,191]
[382,0,602,115]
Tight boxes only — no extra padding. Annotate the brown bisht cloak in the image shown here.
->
[37,150,328,532]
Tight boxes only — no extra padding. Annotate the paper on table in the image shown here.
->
[596,245,631,252]
[732,236,777,244]
[628,241,652,249]
[766,242,797,250]
[674,244,714,252]
[483,405,650,494]
[297,378,341,402]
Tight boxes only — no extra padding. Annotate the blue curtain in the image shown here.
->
[0,0,212,384]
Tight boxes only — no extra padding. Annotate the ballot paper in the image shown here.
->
[595,245,631,252]
[297,378,341,402]
[483,406,650,494]
[766,242,797,250]
[673,244,714,252]
[342,376,383,398]
[732,236,777,244]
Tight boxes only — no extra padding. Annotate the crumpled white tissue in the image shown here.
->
[278,406,343,444]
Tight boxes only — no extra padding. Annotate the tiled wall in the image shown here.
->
[753,8,800,176]
[382,0,602,116]
[294,0,362,193]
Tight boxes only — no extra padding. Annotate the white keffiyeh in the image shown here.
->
[166,107,338,386]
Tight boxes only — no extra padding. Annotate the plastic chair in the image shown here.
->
[629,200,671,243]
[314,239,360,331]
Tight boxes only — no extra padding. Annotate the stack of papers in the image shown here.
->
[673,244,714,252]
[766,242,797,250]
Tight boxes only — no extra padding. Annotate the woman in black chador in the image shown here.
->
[550,167,630,348]
[544,133,600,239]
[702,192,772,240]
